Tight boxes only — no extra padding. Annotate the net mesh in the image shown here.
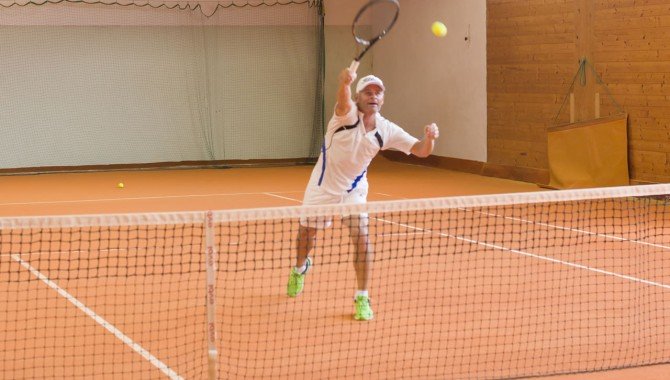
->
[0,1,324,172]
[2,184,670,379]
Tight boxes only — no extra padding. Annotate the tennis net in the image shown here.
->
[1,184,670,379]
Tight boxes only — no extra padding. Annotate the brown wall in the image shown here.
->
[487,0,670,184]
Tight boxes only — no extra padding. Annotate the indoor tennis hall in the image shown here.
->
[1,1,669,379]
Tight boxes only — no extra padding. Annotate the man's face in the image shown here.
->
[355,84,384,114]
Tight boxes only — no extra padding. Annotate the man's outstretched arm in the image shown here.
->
[411,123,439,158]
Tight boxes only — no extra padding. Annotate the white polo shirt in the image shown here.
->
[305,105,419,198]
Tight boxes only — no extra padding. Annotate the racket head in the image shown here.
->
[351,0,400,46]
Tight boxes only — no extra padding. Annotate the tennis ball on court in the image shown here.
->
[431,21,447,37]
[117,182,124,189]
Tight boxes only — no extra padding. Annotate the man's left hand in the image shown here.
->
[425,123,439,140]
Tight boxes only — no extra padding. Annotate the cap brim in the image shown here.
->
[357,82,385,93]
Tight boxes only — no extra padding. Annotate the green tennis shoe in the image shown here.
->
[287,257,311,297]
[354,295,374,321]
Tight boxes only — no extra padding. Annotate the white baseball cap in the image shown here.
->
[356,75,385,93]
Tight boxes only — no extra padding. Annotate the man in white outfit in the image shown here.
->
[287,67,440,321]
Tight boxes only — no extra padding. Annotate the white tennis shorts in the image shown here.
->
[299,184,369,229]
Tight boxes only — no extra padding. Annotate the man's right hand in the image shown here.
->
[335,68,357,116]
[339,68,357,87]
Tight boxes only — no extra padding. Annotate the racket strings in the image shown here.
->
[352,0,399,44]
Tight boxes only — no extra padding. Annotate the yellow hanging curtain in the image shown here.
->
[547,113,629,189]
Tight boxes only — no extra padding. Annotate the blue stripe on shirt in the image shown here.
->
[347,169,366,193]
[317,143,326,186]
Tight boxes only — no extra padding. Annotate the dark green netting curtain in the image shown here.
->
[0,0,324,171]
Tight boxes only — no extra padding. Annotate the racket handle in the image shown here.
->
[349,60,360,73]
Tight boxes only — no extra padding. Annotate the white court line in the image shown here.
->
[377,232,429,237]
[264,192,401,203]
[0,190,304,207]
[374,217,670,290]
[1,248,216,260]
[10,254,183,380]
[469,208,670,251]
[1,249,123,260]
[263,192,302,203]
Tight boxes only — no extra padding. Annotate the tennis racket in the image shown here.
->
[349,0,400,73]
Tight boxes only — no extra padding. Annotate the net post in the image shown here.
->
[205,211,218,380]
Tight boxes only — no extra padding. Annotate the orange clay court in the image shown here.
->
[1,158,669,379]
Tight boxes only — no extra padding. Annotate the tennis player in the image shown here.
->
[287,67,439,321]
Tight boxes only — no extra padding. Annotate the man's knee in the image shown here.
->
[298,225,317,240]
[343,214,369,231]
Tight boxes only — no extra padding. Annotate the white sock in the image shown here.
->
[294,264,307,274]
[355,290,369,298]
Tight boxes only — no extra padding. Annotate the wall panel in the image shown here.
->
[488,0,670,183]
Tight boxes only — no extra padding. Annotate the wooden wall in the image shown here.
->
[487,0,670,184]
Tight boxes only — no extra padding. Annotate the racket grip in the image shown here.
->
[349,60,360,73]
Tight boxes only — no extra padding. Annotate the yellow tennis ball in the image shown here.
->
[117,182,124,189]
[431,21,447,37]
